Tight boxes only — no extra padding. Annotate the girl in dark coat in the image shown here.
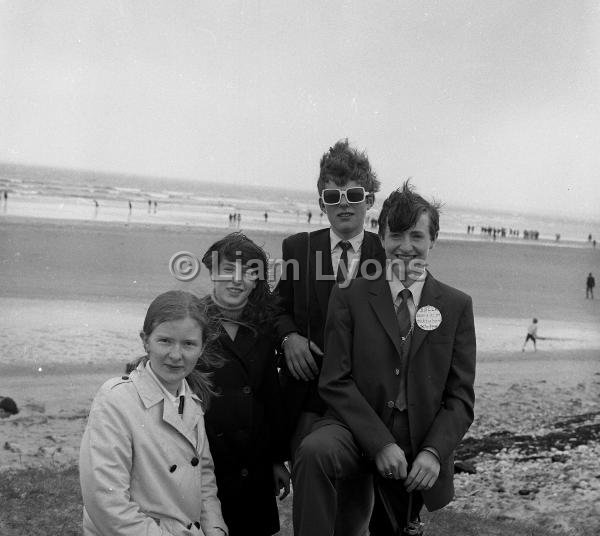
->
[199,232,290,536]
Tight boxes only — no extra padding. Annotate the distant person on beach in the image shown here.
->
[128,200,132,213]
[264,211,268,222]
[307,210,312,224]
[198,233,290,536]
[292,181,476,536]
[586,273,595,299]
[147,199,151,213]
[522,318,539,352]
[153,200,158,213]
[79,291,227,536]
[274,139,385,534]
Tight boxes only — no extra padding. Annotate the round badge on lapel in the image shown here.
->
[415,306,442,331]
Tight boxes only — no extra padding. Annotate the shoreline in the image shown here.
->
[1,212,597,250]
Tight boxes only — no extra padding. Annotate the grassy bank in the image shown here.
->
[0,465,567,536]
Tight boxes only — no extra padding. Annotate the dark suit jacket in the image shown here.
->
[274,228,386,436]
[319,273,476,510]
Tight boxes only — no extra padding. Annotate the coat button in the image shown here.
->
[386,401,395,408]
[240,468,249,477]
[394,368,400,376]
[194,521,201,529]
[169,465,177,473]
[121,376,129,380]
[191,457,199,466]
[242,386,252,395]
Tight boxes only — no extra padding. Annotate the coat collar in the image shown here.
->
[219,323,257,365]
[130,363,202,448]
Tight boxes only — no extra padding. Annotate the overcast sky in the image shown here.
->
[1,0,599,218]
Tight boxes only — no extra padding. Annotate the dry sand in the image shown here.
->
[1,217,599,534]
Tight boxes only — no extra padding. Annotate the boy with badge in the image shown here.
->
[292,181,476,536]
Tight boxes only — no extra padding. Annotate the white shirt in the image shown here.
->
[388,269,427,324]
[330,229,364,279]
[146,361,186,414]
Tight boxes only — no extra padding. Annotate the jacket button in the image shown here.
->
[386,401,395,408]
[194,521,201,529]
[121,376,129,380]
[394,368,400,376]
[191,457,199,466]
[242,386,252,395]
[240,468,249,477]
[169,465,177,473]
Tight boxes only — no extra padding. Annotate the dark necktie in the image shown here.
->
[396,288,412,341]
[178,395,185,415]
[336,241,352,283]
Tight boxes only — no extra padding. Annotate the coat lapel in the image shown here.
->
[220,325,256,368]
[312,230,335,316]
[369,277,403,357]
[132,364,200,449]
[409,273,443,362]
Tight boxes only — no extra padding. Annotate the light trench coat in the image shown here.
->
[79,364,228,536]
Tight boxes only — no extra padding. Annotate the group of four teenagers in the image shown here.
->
[80,139,476,536]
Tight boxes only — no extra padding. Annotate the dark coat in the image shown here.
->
[274,228,386,437]
[202,324,286,536]
[320,273,476,510]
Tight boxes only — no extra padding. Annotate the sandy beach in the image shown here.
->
[1,216,599,534]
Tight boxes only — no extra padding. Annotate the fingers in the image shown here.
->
[405,468,435,492]
[284,338,320,381]
[309,341,324,357]
[405,460,439,492]
[279,478,290,500]
[285,350,316,381]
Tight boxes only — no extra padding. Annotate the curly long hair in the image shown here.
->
[201,232,280,333]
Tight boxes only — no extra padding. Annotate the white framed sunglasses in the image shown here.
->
[320,186,367,205]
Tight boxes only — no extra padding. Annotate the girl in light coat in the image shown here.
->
[79,290,228,536]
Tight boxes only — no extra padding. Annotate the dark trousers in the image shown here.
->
[369,410,424,535]
[292,417,374,536]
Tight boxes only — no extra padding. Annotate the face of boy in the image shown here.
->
[320,179,373,240]
[141,317,204,395]
[382,212,436,286]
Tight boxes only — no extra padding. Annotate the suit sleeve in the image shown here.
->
[421,295,476,461]
[273,236,300,340]
[79,387,164,536]
[319,285,396,457]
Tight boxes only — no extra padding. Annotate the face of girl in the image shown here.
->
[212,258,258,308]
[140,316,204,395]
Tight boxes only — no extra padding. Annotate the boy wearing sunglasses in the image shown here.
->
[275,139,385,534]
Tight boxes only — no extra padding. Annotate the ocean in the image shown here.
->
[0,162,598,245]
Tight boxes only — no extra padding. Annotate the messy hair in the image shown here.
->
[378,180,441,241]
[317,139,381,194]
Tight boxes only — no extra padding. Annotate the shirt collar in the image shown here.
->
[146,361,186,403]
[329,228,365,254]
[388,269,427,307]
